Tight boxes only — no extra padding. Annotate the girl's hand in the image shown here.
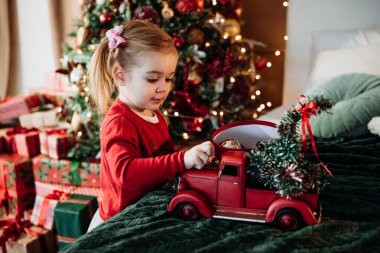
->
[184,141,215,169]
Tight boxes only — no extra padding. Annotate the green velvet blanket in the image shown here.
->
[60,135,380,253]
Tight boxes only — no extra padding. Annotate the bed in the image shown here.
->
[60,134,380,252]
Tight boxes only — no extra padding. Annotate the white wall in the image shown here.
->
[8,0,57,96]
[283,0,380,104]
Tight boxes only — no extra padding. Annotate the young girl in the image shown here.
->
[87,20,214,231]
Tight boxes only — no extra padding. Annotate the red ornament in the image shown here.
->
[134,5,160,25]
[175,0,198,14]
[255,58,269,70]
[100,11,112,24]
[172,33,185,47]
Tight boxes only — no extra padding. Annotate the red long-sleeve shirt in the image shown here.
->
[99,98,186,221]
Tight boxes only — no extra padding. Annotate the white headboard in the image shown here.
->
[283,0,380,105]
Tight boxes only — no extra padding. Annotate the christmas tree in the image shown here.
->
[59,0,269,160]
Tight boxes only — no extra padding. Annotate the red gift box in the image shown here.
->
[0,136,6,154]
[3,127,38,154]
[0,154,36,217]
[39,129,74,159]
[79,160,100,188]
[0,94,44,122]
[30,194,61,230]
[14,131,40,158]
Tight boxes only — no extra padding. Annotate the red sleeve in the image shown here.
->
[103,116,186,193]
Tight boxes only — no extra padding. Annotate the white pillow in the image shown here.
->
[306,43,380,93]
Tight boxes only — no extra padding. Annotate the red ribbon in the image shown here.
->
[297,95,333,176]
[0,216,44,253]
[41,128,68,158]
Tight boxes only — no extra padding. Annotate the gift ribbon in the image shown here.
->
[41,129,70,158]
[297,95,333,176]
[0,216,46,253]
[38,190,69,228]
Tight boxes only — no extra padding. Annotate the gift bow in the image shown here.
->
[0,216,44,253]
[37,190,69,228]
[297,95,333,176]
[5,126,38,153]
[106,25,126,49]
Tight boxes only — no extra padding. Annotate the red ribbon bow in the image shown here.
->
[0,216,44,253]
[37,190,69,228]
[297,95,333,176]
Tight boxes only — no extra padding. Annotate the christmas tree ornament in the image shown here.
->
[175,0,198,14]
[70,65,85,83]
[161,2,174,20]
[76,26,90,46]
[134,5,160,25]
[221,19,241,37]
[187,27,205,45]
[100,10,112,24]
[172,33,185,47]
[254,57,269,70]
[186,64,202,86]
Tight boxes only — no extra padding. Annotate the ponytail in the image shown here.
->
[88,41,117,115]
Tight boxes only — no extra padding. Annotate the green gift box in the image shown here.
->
[54,194,98,239]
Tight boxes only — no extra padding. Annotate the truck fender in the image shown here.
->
[266,198,318,225]
[167,190,214,217]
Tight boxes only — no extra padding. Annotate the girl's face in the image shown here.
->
[118,51,178,116]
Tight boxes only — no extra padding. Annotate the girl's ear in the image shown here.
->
[113,65,128,86]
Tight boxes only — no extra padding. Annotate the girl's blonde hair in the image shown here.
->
[89,20,178,114]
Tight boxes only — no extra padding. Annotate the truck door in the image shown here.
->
[217,164,243,207]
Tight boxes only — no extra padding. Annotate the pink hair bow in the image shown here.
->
[106,25,127,49]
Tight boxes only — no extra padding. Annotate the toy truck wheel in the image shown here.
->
[176,202,200,220]
[275,209,304,231]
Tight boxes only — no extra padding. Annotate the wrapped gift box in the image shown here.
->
[54,194,97,247]
[14,131,40,158]
[30,195,59,230]
[32,155,80,185]
[19,108,59,129]
[39,129,74,159]
[0,94,44,122]
[0,218,57,253]
[0,136,5,154]
[79,160,100,188]
[0,154,36,216]
[2,127,38,154]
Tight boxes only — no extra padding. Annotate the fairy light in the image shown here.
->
[212,110,218,116]
[87,112,92,118]
[205,42,210,47]
[260,104,265,109]
[220,18,225,23]
[174,112,179,117]
[230,76,236,83]
[57,107,62,113]
[266,62,272,68]
[163,110,168,115]
[85,96,89,102]
[182,132,189,140]
[251,95,256,100]
[223,33,229,39]
[220,111,224,116]
[197,117,203,123]
[255,74,261,80]
[212,0,217,6]
[235,35,242,41]
[241,47,246,53]
[267,102,272,107]
[275,50,281,56]
[257,108,262,112]
[253,113,258,119]
[284,35,289,41]
[84,87,89,92]
[255,90,261,96]
[78,131,83,137]
[208,19,214,24]
[283,1,288,7]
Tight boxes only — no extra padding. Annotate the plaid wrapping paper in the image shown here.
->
[79,160,100,188]
[32,155,80,185]
[0,94,44,122]
[39,130,74,159]
[14,131,40,158]
[0,154,36,216]
[72,186,103,203]
[30,195,59,230]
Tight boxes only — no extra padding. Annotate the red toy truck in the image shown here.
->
[168,120,321,231]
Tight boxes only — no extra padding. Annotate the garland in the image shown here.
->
[246,95,333,198]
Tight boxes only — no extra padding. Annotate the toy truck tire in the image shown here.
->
[274,208,304,231]
[266,198,318,227]
[168,190,214,219]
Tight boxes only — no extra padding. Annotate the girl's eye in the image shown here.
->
[146,78,158,83]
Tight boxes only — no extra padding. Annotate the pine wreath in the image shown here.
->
[246,95,333,198]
